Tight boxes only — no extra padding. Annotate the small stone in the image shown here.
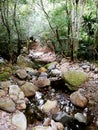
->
[0,81,11,91]
[51,120,64,130]
[16,69,28,79]
[35,91,43,100]
[0,90,5,97]
[38,67,47,73]
[12,110,27,130]
[53,111,72,125]
[50,69,61,77]
[74,112,87,123]
[34,77,50,88]
[41,100,58,113]
[21,82,38,97]
[0,97,16,112]
[70,90,88,108]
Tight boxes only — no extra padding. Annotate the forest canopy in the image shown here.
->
[0,0,98,62]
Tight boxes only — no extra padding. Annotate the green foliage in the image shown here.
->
[0,0,97,61]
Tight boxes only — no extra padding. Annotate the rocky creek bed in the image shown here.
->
[0,43,98,130]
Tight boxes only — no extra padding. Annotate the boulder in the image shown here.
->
[0,72,10,81]
[0,81,11,90]
[0,111,19,130]
[12,110,27,130]
[62,70,88,91]
[0,97,16,112]
[15,69,28,79]
[70,89,88,108]
[21,82,38,97]
[34,77,50,88]
[41,100,58,113]
[9,85,26,110]
[17,55,32,67]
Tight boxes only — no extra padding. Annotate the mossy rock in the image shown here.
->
[32,61,46,69]
[44,62,57,69]
[17,55,33,67]
[62,70,88,91]
[4,66,12,74]
[0,72,10,81]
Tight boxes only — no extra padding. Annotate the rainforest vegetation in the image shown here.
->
[0,0,98,63]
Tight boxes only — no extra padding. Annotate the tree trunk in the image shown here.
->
[71,0,85,61]
[65,0,71,57]
[13,1,21,55]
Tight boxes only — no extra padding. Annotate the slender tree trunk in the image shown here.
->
[13,1,21,55]
[71,0,85,61]
[65,0,71,56]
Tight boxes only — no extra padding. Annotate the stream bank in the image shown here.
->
[0,43,98,130]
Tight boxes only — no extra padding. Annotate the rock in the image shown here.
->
[62,70,88,91]
[0,81,11,90]
[9,85,26,110]
[45,62,57,70]
[38,67,47,73]
[35,91,43,100]
[53,111,72,125]
[0,97,16,112]
[95,91,98,103]
[74,112,87,123]
[43,118,51,126]
[25,67,38,76]
[51,120,64,130]
[81,64,90,71]
[0,90,5,97]
[12,110,27,130]
[50,69,62,77]
[94,68,98,73]
[0,57,5,64]
[39,72,48,78]
[13,77,26,86]
[21,82,38,97]
[32,126,53,130]
[0,110,19,130]
[0,65,12,81]
[34,77,50,88]
[17,55,32,67]
[15,69,28,79]
[70,89,88,108]
[41,100,58,113]
[0,71,10,81]
[21,47,28,54]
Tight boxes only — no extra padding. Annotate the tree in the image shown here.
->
[71,0,86,61]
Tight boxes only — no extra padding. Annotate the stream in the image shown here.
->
[25,79,98,130]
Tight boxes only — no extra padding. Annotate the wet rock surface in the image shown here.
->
[0,43,98,130]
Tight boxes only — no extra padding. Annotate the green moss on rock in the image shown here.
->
[62,70,88,91]
[44,62,57,69]
[0,72,10,81]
